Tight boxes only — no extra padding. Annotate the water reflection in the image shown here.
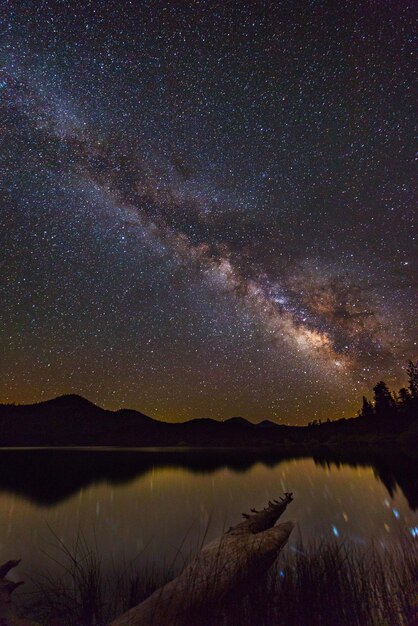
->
[0,448,416,509]
[0,449,416,583]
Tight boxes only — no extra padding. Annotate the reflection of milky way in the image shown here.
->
[0,2,415,422]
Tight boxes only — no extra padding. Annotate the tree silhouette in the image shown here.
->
[360,396,374,419]
[397,387,411,406]
[407,360,418,399]
[373,381,396,419]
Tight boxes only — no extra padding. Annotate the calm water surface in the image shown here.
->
[0,449,416,583]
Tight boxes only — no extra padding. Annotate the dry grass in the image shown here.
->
[20,530,418,626]
[216,534,418,626]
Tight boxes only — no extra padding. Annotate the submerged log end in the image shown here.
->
[0,559,24,603]
[0,560,34,626]
[0,562,43,626]
[0,559,24,599]
[0,559,21,579]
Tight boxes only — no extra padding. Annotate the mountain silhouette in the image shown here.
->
[0,394,416,447]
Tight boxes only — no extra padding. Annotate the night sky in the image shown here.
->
[0,1,416,424]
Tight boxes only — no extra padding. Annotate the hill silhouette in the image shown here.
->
[0,392,416,448]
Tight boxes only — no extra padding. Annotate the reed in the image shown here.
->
[21,530,417,626]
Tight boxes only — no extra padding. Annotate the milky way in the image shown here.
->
[0,1,416,422]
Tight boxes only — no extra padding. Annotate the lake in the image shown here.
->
[0,448,416,584]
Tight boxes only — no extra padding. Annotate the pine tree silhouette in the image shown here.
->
[373,381,396,419]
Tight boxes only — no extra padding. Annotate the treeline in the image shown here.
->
[359,360,418,422]
[307,360,418,427]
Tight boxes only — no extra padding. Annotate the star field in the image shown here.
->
[0,0,416,423]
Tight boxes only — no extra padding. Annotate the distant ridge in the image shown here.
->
[40,393,95,406]
[5,394,152,420]
[0,394,416,448]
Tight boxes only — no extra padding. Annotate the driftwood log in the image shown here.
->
[0,492,293,626]
[111,491,294,626]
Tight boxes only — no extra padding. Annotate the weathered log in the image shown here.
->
[111,492,294,626]
[0,493,293,625]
